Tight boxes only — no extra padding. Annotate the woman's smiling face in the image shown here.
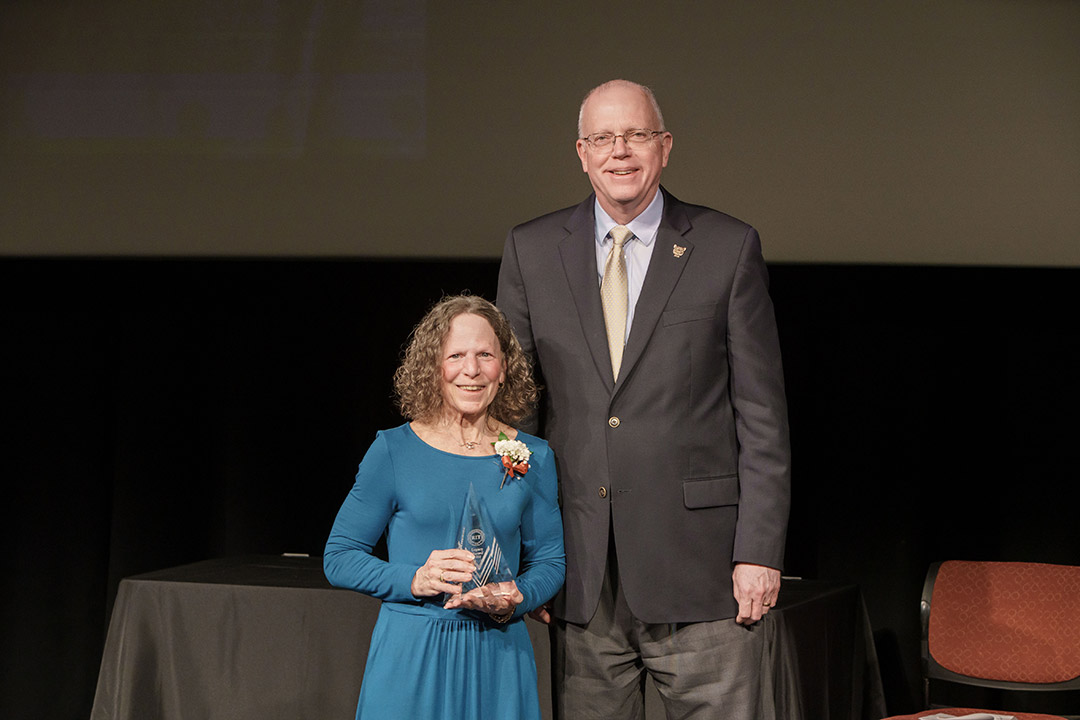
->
[439,313,505,422]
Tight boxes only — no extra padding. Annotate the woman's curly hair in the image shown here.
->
[393,294,538,426]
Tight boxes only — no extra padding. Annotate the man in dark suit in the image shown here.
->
[497,79,791,719]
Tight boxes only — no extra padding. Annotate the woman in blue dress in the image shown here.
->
[324,294,565,720]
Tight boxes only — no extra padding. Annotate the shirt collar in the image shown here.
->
[593,189,664,247]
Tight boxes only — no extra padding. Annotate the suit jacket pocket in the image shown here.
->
[662,303,716,326]
[683,475,739,509]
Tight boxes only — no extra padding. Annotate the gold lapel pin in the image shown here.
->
[672,244,686,258]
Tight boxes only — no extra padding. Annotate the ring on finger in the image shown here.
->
[439,572,446,583]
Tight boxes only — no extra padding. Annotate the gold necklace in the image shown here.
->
[458,425,491,451]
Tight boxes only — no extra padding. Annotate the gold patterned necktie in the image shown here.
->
[601,225,632,381]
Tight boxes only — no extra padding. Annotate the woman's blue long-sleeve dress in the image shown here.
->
[324,424,565,720]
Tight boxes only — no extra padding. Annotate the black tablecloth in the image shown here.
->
[90,556,886,720]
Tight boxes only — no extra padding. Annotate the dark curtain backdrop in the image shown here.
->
[2,258,1078,719]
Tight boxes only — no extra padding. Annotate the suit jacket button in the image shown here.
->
[608,416,620,428]
[598,487,608,498]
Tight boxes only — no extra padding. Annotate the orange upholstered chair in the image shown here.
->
[882,709,1071,720]
[882,560,1080,720]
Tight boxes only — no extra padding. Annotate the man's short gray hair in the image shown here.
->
[577,79,666,138]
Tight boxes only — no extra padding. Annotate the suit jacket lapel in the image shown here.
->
[558,197,616,393]
[616,189,693,394]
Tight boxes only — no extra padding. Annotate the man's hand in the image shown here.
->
[527,602,553,625]
[733,563,781,625]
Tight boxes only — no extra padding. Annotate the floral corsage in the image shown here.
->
[492,431,531,489]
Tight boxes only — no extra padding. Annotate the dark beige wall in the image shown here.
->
[2,0,1077,264]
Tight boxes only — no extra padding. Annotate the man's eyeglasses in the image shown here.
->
[581,129,664,151]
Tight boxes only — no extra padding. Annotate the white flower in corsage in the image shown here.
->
[492,431,531,489]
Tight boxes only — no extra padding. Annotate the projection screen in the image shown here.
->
[1,0,1078,265]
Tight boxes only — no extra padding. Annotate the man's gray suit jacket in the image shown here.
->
[497,188,791,626]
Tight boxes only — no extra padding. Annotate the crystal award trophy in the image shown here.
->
[454,483,515,593]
